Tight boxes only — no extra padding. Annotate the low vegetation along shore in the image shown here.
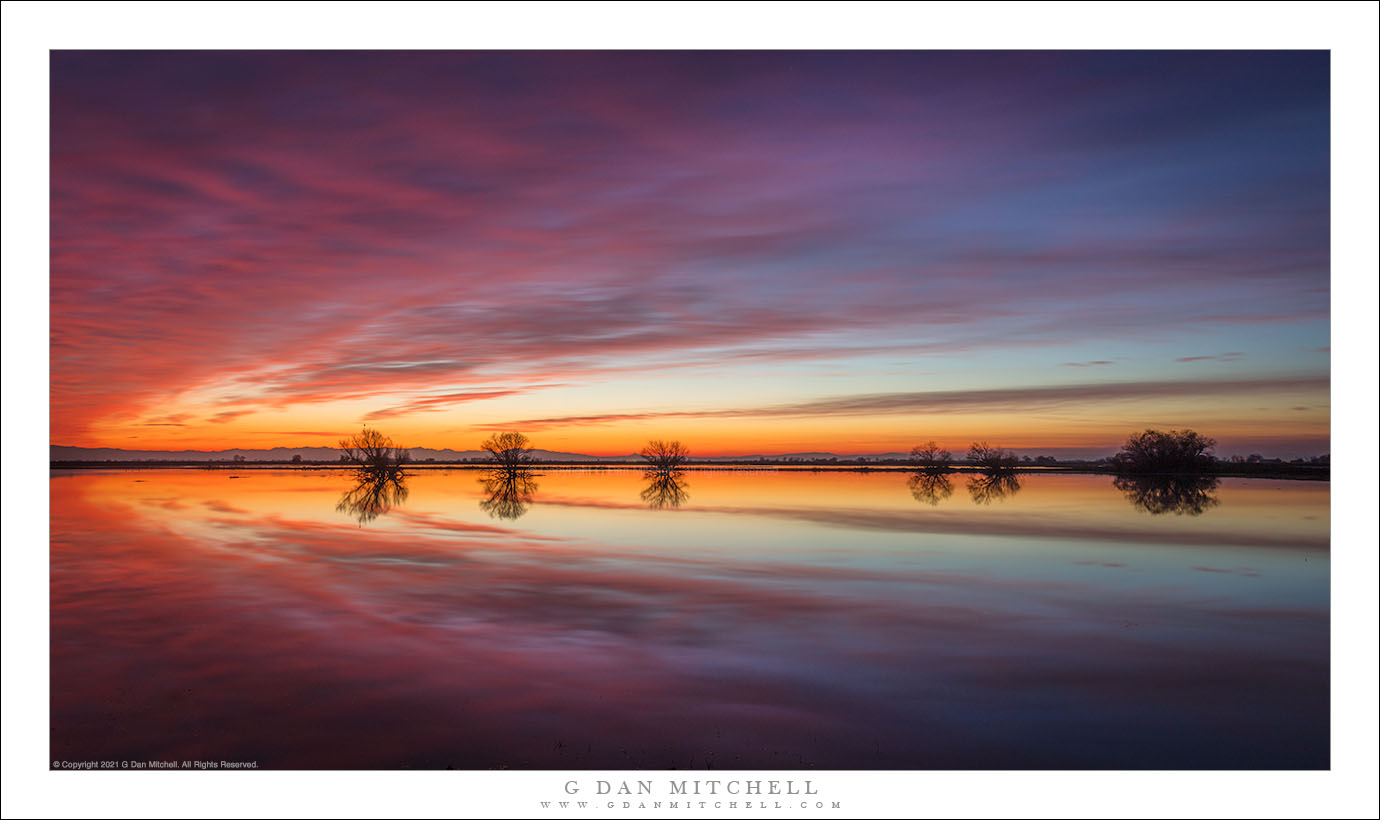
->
[51,428,1329,480]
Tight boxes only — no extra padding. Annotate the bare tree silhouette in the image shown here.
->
[1111,429,1216,474]
[967,471,1021,504]
[480,431,534,471]
[907,471,954,506]
[967,441,1019,472]
[909,441,953,472]
[1114,474,1220,515]
[339,427,410,471]
[639,439,690,473]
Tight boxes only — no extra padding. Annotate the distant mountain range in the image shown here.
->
[50,445,921,463]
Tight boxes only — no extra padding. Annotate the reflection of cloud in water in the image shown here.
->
[1114,474,1221,516]
[203,499,250,515]
[52,479,1329,769]
[531,494,1326,551]
[640,470,690,509]
[336,468,409,524]
[907,471,954,506]
[479,468,538,520]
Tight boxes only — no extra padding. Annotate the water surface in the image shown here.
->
[50,468,1328,768]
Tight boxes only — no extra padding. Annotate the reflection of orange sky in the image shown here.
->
[57,468,1330,554]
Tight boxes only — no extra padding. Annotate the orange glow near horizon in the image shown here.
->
[69,391,1331,459]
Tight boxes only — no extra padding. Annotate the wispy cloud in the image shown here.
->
[488,376,1330,429]
[362,389,533,421]
[208,410,252,424]
[1175,352,1245,363]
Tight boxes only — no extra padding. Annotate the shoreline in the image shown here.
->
[48,461,1331,481]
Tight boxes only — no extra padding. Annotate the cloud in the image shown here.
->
[361,389,533,421]
[1175,352,1245,363]
[489,376,1330,429]
[533,494,1327,551]
[48,52,1329,444]
[140,413,191,427]
[208,410,252,424]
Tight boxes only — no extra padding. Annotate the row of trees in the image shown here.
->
[334,426,1224,524]
[339,428,692,472]
[339,426,1221,476]
[479,431,692,473]
[909,441,1020,472]
[909,429,1218,474]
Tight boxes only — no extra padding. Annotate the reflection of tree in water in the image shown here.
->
[640,469,690,509]
[1114,474,1220,516]
[479,468,538,520]
[907,471,953,506]
[336,467,409,525]
[967,471,1021,505]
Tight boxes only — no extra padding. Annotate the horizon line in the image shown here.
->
[49,442,1331,461]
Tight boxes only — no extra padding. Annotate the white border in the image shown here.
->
[4,2,1377,818]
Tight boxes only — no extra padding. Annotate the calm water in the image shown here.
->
[50,468,1329,769]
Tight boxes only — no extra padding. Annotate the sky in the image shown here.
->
[49,51,1330,458]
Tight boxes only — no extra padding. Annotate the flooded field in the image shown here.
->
[49,468,1329,769]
